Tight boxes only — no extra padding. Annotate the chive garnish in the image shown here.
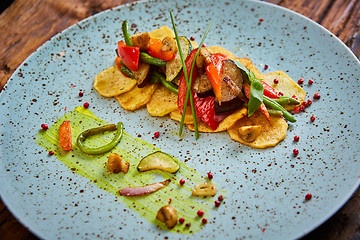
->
[170,11,212,139]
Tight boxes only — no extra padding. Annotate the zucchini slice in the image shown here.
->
[165,36,192,82]
[137,151,180,173]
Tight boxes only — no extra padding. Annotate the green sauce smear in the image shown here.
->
[36,107,220,234]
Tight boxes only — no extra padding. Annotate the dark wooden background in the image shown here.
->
[0,0,359,239]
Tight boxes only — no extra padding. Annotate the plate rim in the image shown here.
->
[1,0,359,239]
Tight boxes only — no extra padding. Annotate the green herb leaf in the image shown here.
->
[248,78,264,116]
[232,60,251,84]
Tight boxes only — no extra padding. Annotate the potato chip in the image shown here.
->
[187,107,248,133]
[207,46,236,59]
[94,65,137,97]
[262,71,306,110]
[94,27,303,149]
[115,83,158,111]
[233,57,264,80]
[170,107,196,125]
[227,111,288,148]
[149,26,175,40]
[146,84,178,116]
[191,41,198,49]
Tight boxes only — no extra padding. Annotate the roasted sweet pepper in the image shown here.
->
[205,53,228,101]
[117,40,140,71]
[178,49,219,130]
[148,38,176,61]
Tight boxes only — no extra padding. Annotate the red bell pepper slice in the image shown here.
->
[148,38,175,61]
[115,56,133,78]
[243,83,270,121]
[117,40,140,71]
[258,102,270,121]
[177,49,197,114]
[178,49,219,130]
[193,94,218,130]
[205,53,228,101]
[260,81,279,99]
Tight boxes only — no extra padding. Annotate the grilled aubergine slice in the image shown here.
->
[214,59,244,115]
[192,69,215,98]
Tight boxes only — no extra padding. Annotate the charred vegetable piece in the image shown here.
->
[161,36,178,53]
[192,71,214,98]
[156,205,178,229]
[165,36,192,82]
[132,62,151,88]
[214,59,244,115]
[221,60,244,98]
[137,151,179,173]
[130,32,151,51]
[214,99,243,115]
[195,47,212,69]
[177,49,218,131]
[119,179,171,196]
[192,182,217,196]
[77,122,123,155]
[59,120,72,151]
[107,153,130,174]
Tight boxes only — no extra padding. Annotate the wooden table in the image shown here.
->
[0,0,359,239]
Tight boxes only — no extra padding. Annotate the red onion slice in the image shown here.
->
[119,179,171,196]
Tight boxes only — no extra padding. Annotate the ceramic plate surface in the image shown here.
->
[1,0,359,239]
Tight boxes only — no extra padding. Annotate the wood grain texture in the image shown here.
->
[0,0,359,239]
[0,0,134,89]
[269,0,360,58]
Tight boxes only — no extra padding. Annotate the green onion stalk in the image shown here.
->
[170,11,212,139]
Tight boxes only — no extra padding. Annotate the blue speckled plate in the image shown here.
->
[1,0,359,239]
